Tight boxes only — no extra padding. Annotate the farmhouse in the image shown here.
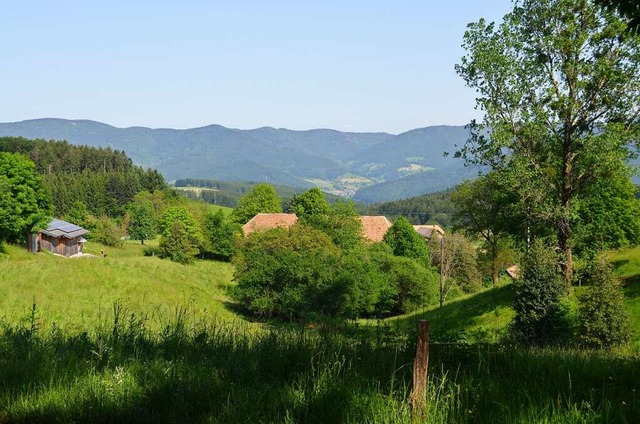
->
[242,213,393,243]
[242,213,298,236]
[413,224,445,240]
[359,215,393,243]
[33,219,89,257]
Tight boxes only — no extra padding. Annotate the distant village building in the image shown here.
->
[242,213,298,236]
[242,213,393,243]
[506,265,520,280]
[30,219,89,257]
[359,216,393,243]
[412,224,445,240]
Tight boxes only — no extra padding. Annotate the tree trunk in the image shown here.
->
[439,236,444,308]
[558,217,573,290]
[491,239,499,289]
[560,128,574,290]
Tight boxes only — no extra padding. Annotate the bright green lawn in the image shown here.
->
[0,241,237,331]
[381,283,516,343]
[607,246,640,350]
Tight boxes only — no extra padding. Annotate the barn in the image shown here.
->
[34,219,89,257]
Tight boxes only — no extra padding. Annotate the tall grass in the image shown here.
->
[0,305,638,423]
[0,243,237,330]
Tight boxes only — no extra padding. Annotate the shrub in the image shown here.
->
[510,241,571,346]
[232,224,439,321]
[371,251,439,315]
[577,260,631,349]
[159,207,203,264]
[91,215,125,247]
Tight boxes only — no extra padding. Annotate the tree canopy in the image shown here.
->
[159,207,203,264]
[383,217,429,262]
[231,184,282,224]
[0,153,51,244]
[456,0,640,285]
[290,188,330,220]
[128,200,156,245]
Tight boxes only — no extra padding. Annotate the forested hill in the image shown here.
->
[0,137,166,217]
[359,189,455,227]
[0,118,476,203]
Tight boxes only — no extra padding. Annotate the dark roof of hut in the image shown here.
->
[40,219,89,239]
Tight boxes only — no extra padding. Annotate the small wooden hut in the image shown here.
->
[33,219,89,257]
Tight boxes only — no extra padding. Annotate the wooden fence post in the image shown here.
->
[410,319,430,415]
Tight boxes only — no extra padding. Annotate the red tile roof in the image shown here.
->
[360,216,392,243]
[242,213,392,242]
[242,213,298,236]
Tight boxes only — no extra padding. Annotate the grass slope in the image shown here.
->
[607,246,640,350]
[0,242,237,330]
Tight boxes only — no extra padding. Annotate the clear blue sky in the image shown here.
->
[2,1,513,134]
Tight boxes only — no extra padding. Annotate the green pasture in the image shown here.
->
[0,241,237,331]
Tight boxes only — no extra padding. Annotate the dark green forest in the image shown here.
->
[0,137,167,217]
[360,189,454,227]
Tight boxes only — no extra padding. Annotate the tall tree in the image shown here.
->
[0,153,51,244]
[290,188,330,221]
[203,209,242,261]
[159,207,203,264]
[456,0,640,286]
[452,172,518,288]
[128,200,156,245]
[383,217,429,263]
[231,184,282,224]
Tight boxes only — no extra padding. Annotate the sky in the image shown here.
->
[2,1,513,134]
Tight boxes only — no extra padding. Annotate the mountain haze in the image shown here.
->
[0,118,477,202]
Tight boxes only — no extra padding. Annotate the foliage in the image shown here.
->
[289,188,330,220]
[573,168,640,258]
[383,217,429,263]
[91,215,125,247]
[159,207,203,264]
[578,259,631,348]
[64,200,95,233]
[232,224,341,319]
[371,251,439,315]
[429,233,482,304]
[595,0,640,32]
[511,242,571,346]
[0,152,51,244]
[0,137,167,219]
[359,188,455,227]
[452,172,518,288]
[309,200,364,250]
[127,200,156,245]
[230,183,283,224]
[232,224,438,320]
[456,0,640,284]
[202,209,242,261]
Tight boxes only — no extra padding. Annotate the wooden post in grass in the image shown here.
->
[410,319,430,415]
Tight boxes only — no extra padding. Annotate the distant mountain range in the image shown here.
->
[0,118,481,203]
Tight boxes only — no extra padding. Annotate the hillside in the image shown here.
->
[0,242,237,329]
[0,119,475,202]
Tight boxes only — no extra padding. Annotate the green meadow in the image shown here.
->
[0,242,639,422]
[0,242,237,330]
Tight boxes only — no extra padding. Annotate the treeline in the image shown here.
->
[175,178,343,209]
[0,137,166,217]
[360,189,455,227]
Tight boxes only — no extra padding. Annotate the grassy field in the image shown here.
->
[0,241,237,331]
[607,247,640,350]
[1,243,639,422]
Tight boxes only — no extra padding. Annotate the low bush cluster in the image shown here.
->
[232,224,439,320]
